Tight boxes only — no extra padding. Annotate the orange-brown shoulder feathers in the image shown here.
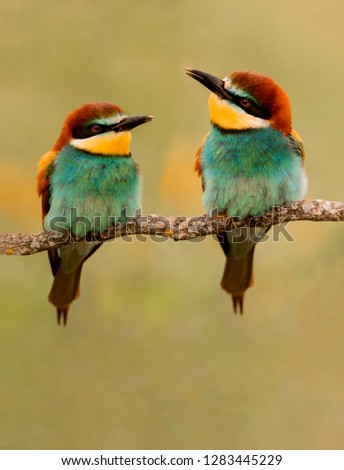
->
[37,150,58,218]
[290,128,306,166]
[194,131,209,191]
[194,145,202,178]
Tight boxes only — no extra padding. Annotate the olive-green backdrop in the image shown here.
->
[0,0,343,450]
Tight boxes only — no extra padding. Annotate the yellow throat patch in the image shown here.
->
[71,131,132,156]
[208,93,269,130]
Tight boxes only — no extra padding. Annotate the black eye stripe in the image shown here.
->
[72,124,109,139]
[228,92,271,120]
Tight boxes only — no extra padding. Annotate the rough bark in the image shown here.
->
[0,200,343,256]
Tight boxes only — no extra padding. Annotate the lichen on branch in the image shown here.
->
[0,200,343,256]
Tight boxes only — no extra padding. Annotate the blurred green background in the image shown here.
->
[0,0,343,450]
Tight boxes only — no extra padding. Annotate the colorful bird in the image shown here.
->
[185,68,307,313]
[37,102,152,325]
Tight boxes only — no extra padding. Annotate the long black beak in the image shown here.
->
[112,115,153,132]
[185,67,231,101]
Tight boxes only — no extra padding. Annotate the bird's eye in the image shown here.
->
[239,98,251,108]
[90,124,102,133]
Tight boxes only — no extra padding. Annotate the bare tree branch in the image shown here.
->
[0,199,343,256]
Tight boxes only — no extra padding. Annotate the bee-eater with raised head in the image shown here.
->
[37,102,153,325]
[185,68,307,313]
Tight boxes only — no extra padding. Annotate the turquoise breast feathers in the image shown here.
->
[44,145,141,236]
[201,126,307,218]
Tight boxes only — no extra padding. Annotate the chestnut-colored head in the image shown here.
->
[186,68,292,135]
[53,102,153,156]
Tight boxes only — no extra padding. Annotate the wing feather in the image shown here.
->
[37,150,59,273]
[37,149,58,217]
[194,131,209,191]
[289,129,305,166]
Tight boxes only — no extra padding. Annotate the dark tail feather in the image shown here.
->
[48,264,83,326]
[57,308,69,326]
[221,246,256,314]
[232,294,244,315]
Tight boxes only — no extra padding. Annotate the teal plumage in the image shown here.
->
[45,145,141,237]
[201,126,306,218]
[37,102,152,325]
[186,68,307,313]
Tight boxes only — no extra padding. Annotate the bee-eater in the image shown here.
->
[185,68,307,313]
[37,102,152,325]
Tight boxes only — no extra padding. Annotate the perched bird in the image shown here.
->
[186,68,307,313]
[37,102,152,325]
